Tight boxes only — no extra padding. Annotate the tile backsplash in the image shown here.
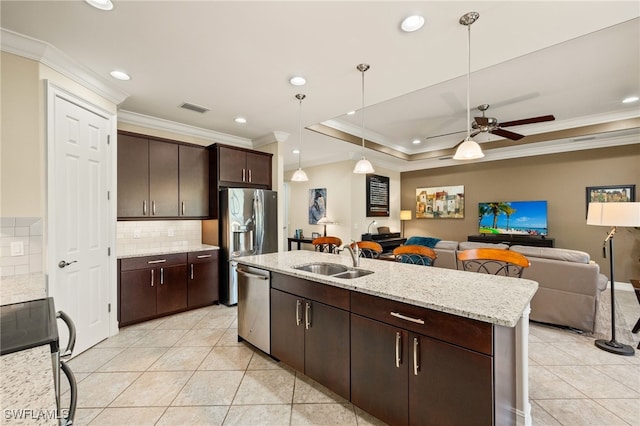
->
[0,217,43,277]
[117,220,203,255]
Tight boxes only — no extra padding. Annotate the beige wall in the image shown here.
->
[401,144,640,283]
[285,160,401,245]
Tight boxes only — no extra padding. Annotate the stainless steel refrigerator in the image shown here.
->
[219,188,278,305]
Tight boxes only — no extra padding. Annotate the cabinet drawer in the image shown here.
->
[271,273,350,311]
[120,253,187,271]
[187,250,218,264]
[351,292,492,355]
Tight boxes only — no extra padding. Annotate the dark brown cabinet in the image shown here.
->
[210,144,272,189]
[117,131,209,219]
[119,253,187,326]
[270,273,350,400]
[187,250,219,307]
[118,250,219,327]
[350,291,514,426]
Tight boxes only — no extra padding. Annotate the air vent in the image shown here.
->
[179,102,210,114]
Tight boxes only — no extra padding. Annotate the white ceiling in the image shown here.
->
[1,1,639,172]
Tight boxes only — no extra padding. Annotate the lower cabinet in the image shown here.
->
[270,273,350,400]
[119,250,219,327]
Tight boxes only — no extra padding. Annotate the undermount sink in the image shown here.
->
[292,262,373,279]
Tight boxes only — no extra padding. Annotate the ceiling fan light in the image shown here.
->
[353,157,375,174]
[453,138,484,160]
[291,168,309,182]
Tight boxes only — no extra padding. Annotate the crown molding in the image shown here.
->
[1,28,129,105]
[118,110,252,147]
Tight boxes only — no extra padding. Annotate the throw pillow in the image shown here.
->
[405,236,441,248]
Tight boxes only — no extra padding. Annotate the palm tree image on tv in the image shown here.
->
[479,201,548,236]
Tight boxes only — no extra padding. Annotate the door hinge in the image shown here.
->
[107,190,110,200]
[107,134,111,145]
[108,303,111,313]
[108,247,111,256]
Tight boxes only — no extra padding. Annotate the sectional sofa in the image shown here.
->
[407,237,608,333]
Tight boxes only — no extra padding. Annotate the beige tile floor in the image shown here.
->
[66,288,640,426]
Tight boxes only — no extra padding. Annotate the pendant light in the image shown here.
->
[453,12,485,160]
[291,93,309,182]
[353,64,375,174]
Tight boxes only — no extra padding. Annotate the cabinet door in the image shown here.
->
[117,134,149,218]
[149,141,179,217]
[270,289,305,372]
[351,314,409,426]
[120,269,157,324]
[245,151,271,187]
[218,146,247,184]
[179,145,209,217]
[188,255,219,307]
[156,264,188,314]
[409,333,493,426]
[304,300,351,400]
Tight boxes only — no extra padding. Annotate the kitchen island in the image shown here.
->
[237,250,538,426]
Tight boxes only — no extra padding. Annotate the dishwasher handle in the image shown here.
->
[56,310,76,359]
[236,267,269,280]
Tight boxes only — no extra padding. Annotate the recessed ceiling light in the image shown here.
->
[292,149,300,154]
[85,0,113,11]
[346,110,355,115]
[622,95,639,104]
[110,70,130,80]
[401,15,425,32]
[412,139,421,144]
[234,117,247,124]
[289,76,306,86]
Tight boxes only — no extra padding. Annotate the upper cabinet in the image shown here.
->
[117,131,208,219]
[210,144,272,189]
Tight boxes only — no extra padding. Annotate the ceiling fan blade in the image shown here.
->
[499,115,555,127]
[491,128,525,140]
[474,116,490,126]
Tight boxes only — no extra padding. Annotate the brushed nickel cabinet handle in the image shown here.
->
[143,200,147,216]
[196,254,212,259]
[296,299,302,326]
[152,200,156,215]
[242,168,246,182]
[190,264,194,279]
[395,331,401,368]
[391,311,425,325]
[150,269,154,287]
[413,337,420,376]
[147,259,166,264]
[248,169,252,182]
[181,201,185,215]
[160,267,164,284]
[305,302,311,330]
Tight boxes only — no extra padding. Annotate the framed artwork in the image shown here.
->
[586,184,635,215]
[415,185,465,219]
[366,174,390,217]
[309,188,327,224]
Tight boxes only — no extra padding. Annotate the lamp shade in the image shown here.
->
[400,210,412,221]
[587,202,640,227]
[291,168,308,182]
[317,216,333,225]
[453,137,485,160]
[353,158,375,174]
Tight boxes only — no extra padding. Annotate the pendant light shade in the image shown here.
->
[453,12,484,161]
[353,64,375,174]
[291,93,309,182]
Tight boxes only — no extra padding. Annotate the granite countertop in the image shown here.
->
[117,243,219,259]
[0,274,57,425]
[236,251,538,328]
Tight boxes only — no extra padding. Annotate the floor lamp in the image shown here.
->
[587,202,640,356]
[400,210,412,238]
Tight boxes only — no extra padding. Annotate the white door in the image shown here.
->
[49,88,112,355]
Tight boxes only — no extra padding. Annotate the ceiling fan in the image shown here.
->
[470,104,555,140]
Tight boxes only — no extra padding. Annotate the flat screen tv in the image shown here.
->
[478,200,548,236]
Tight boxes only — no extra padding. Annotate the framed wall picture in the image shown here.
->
[415,185,465,219]
[586,184,635,215]
[309,188,327,224]
[366,174,390,217]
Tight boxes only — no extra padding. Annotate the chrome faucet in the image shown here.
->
[344,241,360,267]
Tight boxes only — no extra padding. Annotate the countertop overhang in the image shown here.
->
[236,251,538,328]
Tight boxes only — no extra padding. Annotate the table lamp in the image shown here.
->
[317,216,333,237]
[587,202,640,356]
[400,210,412,238]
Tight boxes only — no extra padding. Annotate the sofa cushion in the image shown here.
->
[510,245,590,264]
[435,240,458,250]
[458,241,509,250]
[406,236,441,248]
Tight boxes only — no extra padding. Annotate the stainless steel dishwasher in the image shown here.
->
[237,265,271,354]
